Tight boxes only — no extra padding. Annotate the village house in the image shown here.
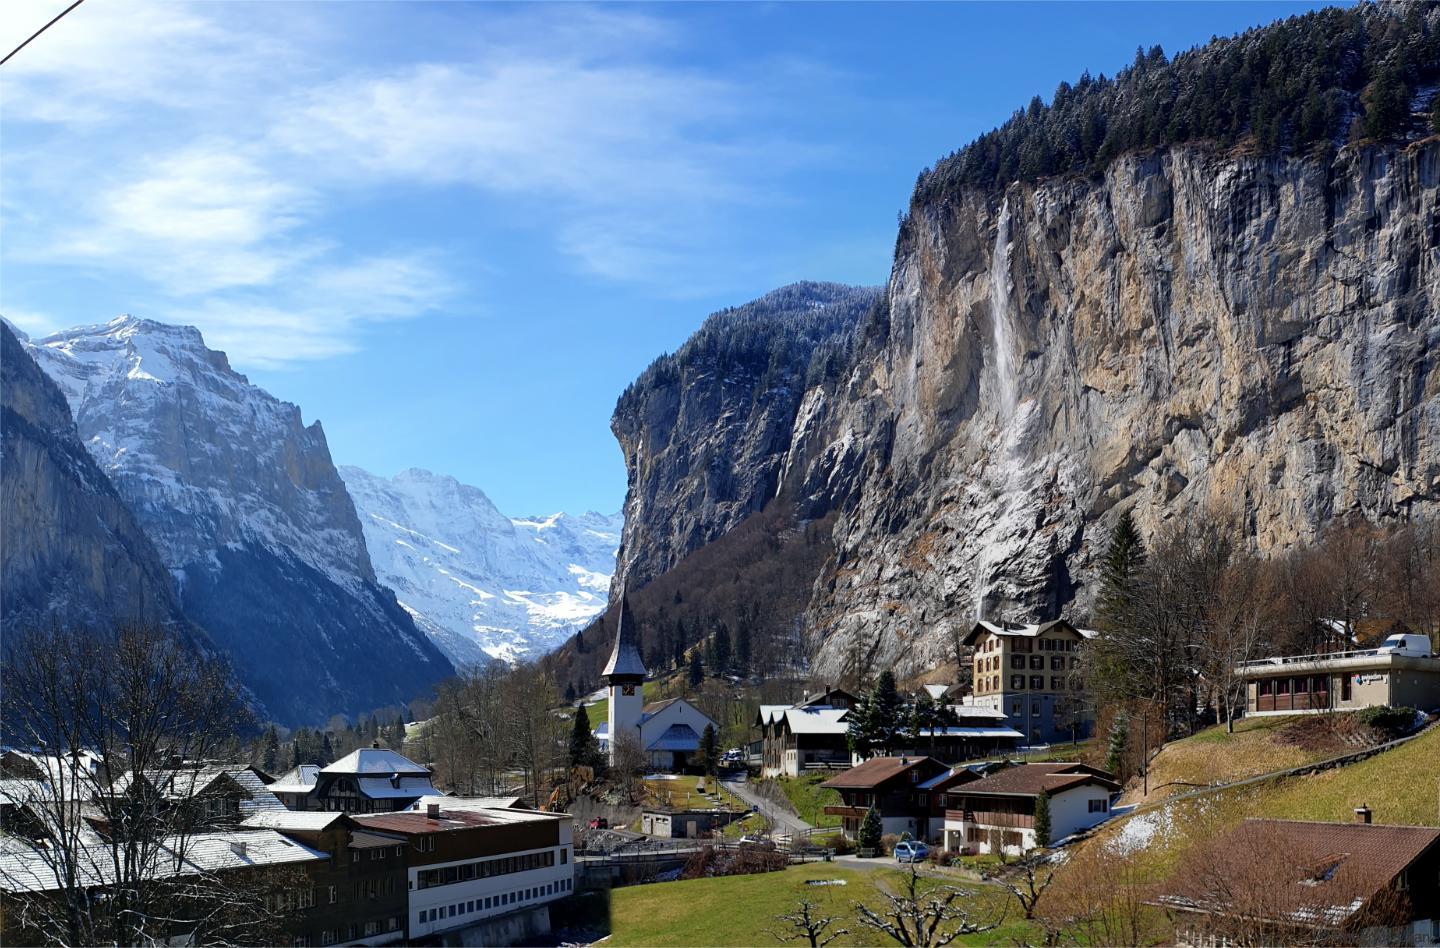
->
[821,756,949,840]
[755,687,860,777]
[1153,816,1440,947]
[917,766,988,845]
[243,810,409,946]
[1236,633,1440,716]
[593,597,719,771]
[941,761,1118,856]
[963,620,1095,744]
[273,746,437,814]
[352,798,574,945]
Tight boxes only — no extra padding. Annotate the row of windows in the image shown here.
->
[265,889,316,914]
[1256,675,1331,697]
[293,916,402,946]
[417,878,573,926]
[416,848,567,890]
[977,675,1084,694]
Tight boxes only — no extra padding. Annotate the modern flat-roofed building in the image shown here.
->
[962,620,1095,744]
[353,799,574,944]
[1236,635,1440,716]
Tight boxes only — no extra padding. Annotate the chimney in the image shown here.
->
[426,802,440,820]
[1354,805,1372,824]
[230,840,247,857]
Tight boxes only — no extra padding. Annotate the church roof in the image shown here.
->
[601,592,648,680]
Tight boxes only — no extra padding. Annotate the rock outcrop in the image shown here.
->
[614,142,1440,682]
[21,317,452,722]
[1,321,196,641]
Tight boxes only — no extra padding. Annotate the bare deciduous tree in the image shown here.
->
[765,898,849,947]
[0,624,300,946]
[853,865,1005,947]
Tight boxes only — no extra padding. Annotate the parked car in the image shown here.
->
[894,841,929,864]
[738,835,776,850]
[588,816,609,830]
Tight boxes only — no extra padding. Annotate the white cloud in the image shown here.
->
[1,1,838,365]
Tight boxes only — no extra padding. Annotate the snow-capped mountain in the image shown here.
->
[339,466,622,665]
[21,316,452,723]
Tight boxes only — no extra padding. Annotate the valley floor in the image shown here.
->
[600,862,1035,947]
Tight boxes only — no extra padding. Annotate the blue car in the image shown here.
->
[894,841,929,863]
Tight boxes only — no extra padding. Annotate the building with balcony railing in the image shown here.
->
[941,762,1118,856]
[1236,634,1440,717]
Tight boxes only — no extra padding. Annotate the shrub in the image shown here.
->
[879,833,902,855]
[1356,706,1416,738]
[818,832,853,855]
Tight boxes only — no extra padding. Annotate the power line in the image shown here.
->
[1,0,87,68]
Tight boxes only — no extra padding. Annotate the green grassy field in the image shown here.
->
[604,863,1037,947]
[1256,724,1440,826]
[644,775,744,811]
[773,773,843,828]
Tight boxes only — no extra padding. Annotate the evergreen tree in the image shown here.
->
[712,624,732,673]
[564,682,576,705]
[570,705,598,768]
[673,634,685,671]
[1094,511,1148,701]
[290,733,302,769]
[1033,790,1052,848]
[859,806,883,853]
[1105,713,1130,778]
[576,627,584,652]
[688,652,705,688]
[320,733,334,766]
[846,691,876,758]
[701,724,719,778]
[734,623,752,677]
[261,724,279,773]
[872,670,903,754]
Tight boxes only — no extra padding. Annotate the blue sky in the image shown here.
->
[1,1,1340,516]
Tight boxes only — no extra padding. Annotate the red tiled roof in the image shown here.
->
[952,762,1118,797]
[1156,819,1440,927]
[352,811,496,835]
[821,756,941,790]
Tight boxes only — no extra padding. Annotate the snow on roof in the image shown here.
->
[355,775,435,799]
[0,829,327,894]
[322,748,429,777]
[757,704,790,726]
[0,779,53,806]
[268,763,321,793]
[406,795,526,812]
[922,684,951,700]
[967,619,1096,642]
[241,810,347,831]
[783,707,850,735]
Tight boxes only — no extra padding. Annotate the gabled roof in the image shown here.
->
[783,707,850,735]
[917,766,985,791]
[951,762,1118,797]
[822,756,944,790]
[268,763,321,793]
[601,592,648,680]
[322,747,429,777]
[963,619,1097,646]
[647,723,702,752]
[242,810,348,832]
[1155,819,1440,929]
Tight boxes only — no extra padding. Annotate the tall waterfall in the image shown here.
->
[989,198,1019,420]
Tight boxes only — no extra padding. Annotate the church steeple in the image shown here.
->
[600,590,647,683]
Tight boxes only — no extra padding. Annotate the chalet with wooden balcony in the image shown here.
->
[820,756,948,839]
[755,687,861,778]
[941,762,1118,856]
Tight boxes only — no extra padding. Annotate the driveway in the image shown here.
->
[720,772,812,838]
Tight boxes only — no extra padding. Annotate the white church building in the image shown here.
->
[592,597,718,772]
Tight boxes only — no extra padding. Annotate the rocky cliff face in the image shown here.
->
[21,317,452,722]
[1,321,196,641]
[615,142,1440,682]
[611,281,880,588]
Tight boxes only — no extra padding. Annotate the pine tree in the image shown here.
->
[734,623,752,677]
[872,670,903,754]
[1105,713,1129,778]
[290,733,302,769]
[261,724,279,773]
[1033,790,1052,848]
[570,705,598,768]
[564,682,576,704]
[712,625,732,673]
[859,806,883,853]
[846,691,876,758]
[320,733,334,766]
[701,724,718,778]
[688,652,705,688]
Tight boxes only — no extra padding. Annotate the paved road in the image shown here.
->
[720,773,813,838]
